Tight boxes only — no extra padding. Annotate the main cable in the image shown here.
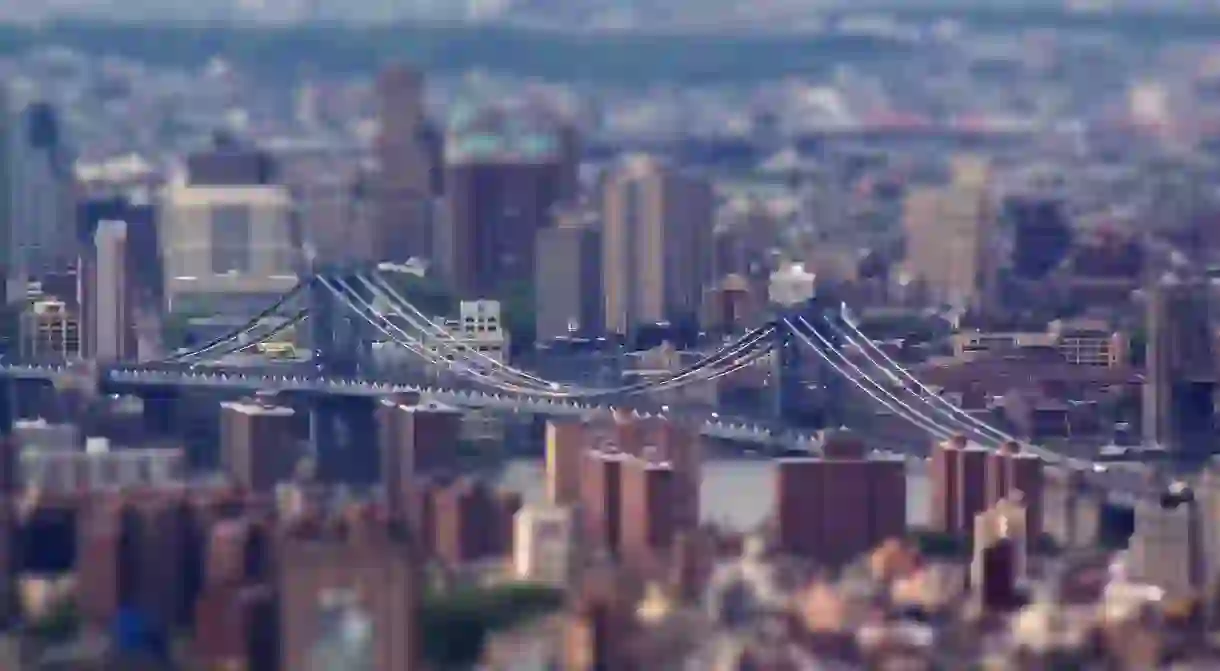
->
[831,309,1013,445]
[830,308,1076,465]
[364,270,783,396]
[325,274,773,399]
[181,310,309,362]
[785,317,954,441]
[161,280,308,362]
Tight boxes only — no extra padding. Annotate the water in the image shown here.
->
[496,459,931,531]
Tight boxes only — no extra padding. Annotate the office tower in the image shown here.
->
[378,398,460,517]
[514,504,576,586]
[619,456,678,577]
[902,157,997,313]
[91,219,133,362]
[158,144,298,315]
[773,432,906,566]
[581,450,624,557]
[601,156,714,335]
[1127,485,1204,597]
[220,399,299,493]
[440,135,566,298]
[1143,278,1216,455]
[545,419,585,506]
[279,507,420,671]
[374,64,433,263]
[10,101,76,282]
[534,210,602,340]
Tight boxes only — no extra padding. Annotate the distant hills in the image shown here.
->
[0,20,913,84]
[0,12,1215,84]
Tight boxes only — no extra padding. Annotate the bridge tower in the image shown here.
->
[306,265,377,471]
[308,267,368,377]
[770,295,846,433]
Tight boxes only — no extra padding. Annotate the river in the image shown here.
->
[495,458,931,530]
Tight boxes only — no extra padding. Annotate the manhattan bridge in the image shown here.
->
[0,267,1152,501]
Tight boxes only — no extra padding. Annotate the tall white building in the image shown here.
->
[513,504,575,586]
[92,219,129,362]
[158,177,299,314]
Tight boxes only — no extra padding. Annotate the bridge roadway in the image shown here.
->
[0,362,1157,502]
[1,362,809,446]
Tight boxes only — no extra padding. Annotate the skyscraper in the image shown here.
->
[91,219,133,362]
[902,157,997,313]
[374,64,433,263]
[601,156,713,335]
[534,209,602,340]
[1143,278,1216,455]
[441,147,565,298]
[279,509,421,671]
[10,101,76,282]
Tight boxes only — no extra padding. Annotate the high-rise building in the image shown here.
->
[619,456,678,577]
[534,208,602,340]
[91,219,133,362]
[970,497,1027,610]
[513,504,575,586]
[1143,278,1216,455]
[219,399,299,493]
[956,444,989,539]
[158,146,299,315]
[0,85,12,307]
[432,478,513,566]
[1127,484,1204,597]
[545,419,586,506]
[580,450,624,558]
[929,435,967,535]
[378,398,461,518]
[374,64,433,263]
[279,510,421,671]
[9,101,76,282]
[985,441,1045,546]
[441,155,565,298]
[773,431,906,566]
[601,156,714,335]
[902,157,997,313]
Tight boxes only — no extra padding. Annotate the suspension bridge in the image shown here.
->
[0,268,1156,500]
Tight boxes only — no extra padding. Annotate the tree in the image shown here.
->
[420,583,564,668]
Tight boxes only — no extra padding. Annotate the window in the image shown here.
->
[210,204,252,274]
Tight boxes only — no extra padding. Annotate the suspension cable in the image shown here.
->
[162,280,309,362]
[324,275,773,399]
[831,311,1013,445]
[829,309,1075,464]
[785,317,954,441]
[181,310,309,362]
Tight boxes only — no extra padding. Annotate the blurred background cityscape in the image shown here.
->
[0,1,1218,669]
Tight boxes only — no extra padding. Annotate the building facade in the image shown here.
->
[601,156,713,335]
